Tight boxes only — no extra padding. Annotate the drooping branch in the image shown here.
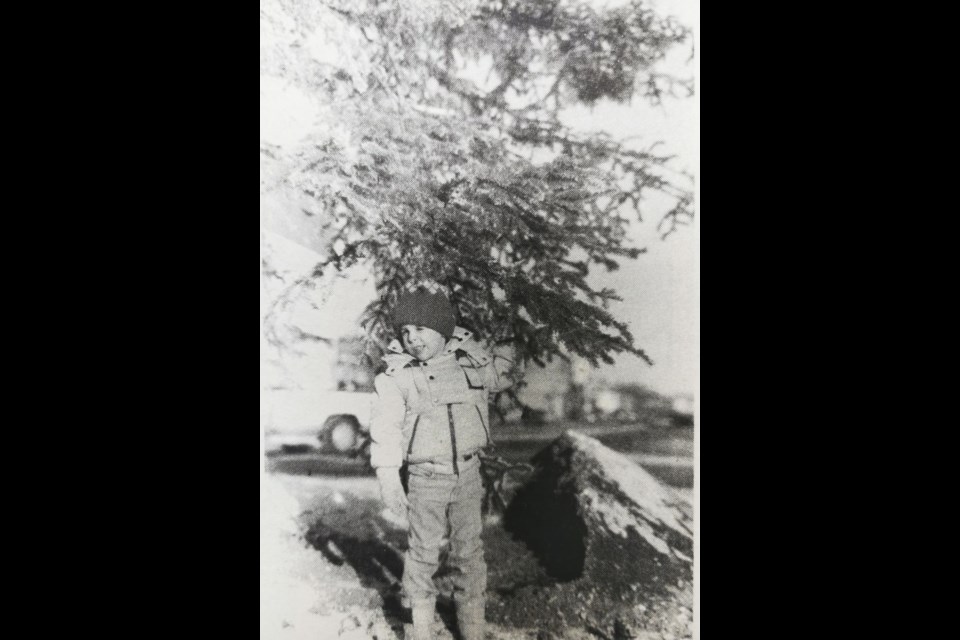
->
[263,0,694,369]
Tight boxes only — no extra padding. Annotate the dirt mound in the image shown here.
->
[493,431,694,638]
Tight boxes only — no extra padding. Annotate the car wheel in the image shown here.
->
[320,414,361,453]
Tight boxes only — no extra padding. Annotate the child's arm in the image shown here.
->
[484,344,521,393]
[370,373,408,515]
[458,333,521,392]
[369,373,406,469]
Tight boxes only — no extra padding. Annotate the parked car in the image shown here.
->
[318,412,371,457]
[263,389,373,457]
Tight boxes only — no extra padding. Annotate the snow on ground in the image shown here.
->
[261,474,396,639]
[566,431,690,537]
[262,473,540,639]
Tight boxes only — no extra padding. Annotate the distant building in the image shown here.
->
[513,354,611,422]
[518,358,575,421]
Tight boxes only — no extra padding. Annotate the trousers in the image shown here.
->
[402,457,487,605]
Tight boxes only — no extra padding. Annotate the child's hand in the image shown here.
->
[376,467,409,516]
[490,343,521,391]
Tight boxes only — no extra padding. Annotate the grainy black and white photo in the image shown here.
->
[260,1,698,638]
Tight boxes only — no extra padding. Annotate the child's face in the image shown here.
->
[401,325,447,361]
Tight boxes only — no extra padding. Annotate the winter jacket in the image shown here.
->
[369,326,512,470]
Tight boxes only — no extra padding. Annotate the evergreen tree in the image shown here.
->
[261,0,694,369]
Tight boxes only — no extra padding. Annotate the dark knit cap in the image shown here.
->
[391,289,456,339]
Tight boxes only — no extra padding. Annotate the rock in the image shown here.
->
[501,431,693,635]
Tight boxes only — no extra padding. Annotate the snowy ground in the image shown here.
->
[261,474,396,640]
[261,473,529,640]
[261,470,694,640]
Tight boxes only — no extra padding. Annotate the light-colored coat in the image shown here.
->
[369,326,512,469]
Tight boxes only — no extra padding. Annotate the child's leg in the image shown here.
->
[402,469,456,609]
[447,462,487,636]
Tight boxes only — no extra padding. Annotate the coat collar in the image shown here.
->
[382,326,489,375]
[440,326,490,365]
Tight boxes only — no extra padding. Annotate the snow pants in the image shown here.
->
[402,456,487,607]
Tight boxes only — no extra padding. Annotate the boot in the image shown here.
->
[455,600,485,640]
[408,599,435,640]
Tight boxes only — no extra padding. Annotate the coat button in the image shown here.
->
[429,375,435,380]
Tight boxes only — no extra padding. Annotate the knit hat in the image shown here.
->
[391,288,456,340]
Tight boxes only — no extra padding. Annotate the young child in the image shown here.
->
[370,285,513,640]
